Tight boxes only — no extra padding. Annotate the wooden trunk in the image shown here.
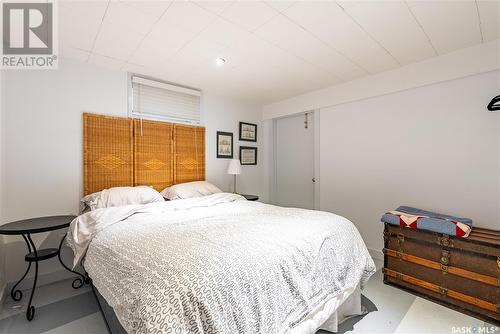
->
[383,223,500,325]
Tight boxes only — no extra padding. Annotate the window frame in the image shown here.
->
[128,73,202,125]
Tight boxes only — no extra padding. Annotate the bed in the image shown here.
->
[68,193,375,333]
[72,114,376,333]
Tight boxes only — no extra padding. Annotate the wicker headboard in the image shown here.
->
[83,113,205,195]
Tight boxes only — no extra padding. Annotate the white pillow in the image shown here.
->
[82,186,164,210]
[161,181,222,200]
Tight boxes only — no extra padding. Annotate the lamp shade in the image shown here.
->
[227,159,242,175]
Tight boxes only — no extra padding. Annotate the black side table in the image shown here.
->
[241,194,259,201]
[0,215,89,321]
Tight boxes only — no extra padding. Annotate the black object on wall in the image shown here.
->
[487,95,500,111]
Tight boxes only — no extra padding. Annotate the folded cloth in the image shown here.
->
[381,206,472,238]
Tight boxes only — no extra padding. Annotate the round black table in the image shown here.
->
[241,194,259,201]
[0,215,89,321]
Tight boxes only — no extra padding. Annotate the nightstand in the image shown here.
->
[241,194,259,201]
[0,215,89,320]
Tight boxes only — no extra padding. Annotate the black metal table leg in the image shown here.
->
[57,234,89,289]
[0,215,78,322]
[10,234,32,301]
[25,234,37,321]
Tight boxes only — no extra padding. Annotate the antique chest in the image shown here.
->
[383,223,500,325]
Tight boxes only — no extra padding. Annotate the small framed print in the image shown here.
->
[240,146,257,165]
[239,122,257,142]
[217,131,233,158]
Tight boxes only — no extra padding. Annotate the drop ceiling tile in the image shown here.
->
[59,1,108,51]
[60,45,90,62]
[123,62,167,81]
[345,1,436,64]
[122,62,145,74]
[174,36,231,68]
[477,0,500,42]
[284,1,399,74]
[196,18,251,47]
[177,63,236,90]
[255,14,363,81]
[220,1,279,31]
[285,1,344,26]
[122,62,151,76]
[230,31,274,56]
[93,20,145,60]
[59,0,107,8]
[223,48,273,75]
[102,1,159,36]
[160,1,216,34]
[193,1,234,15]
[88,53,126,70]
[220,36,333,92]
[129,25,195,67]
[227,64,317,101]
[125,61,194,87]
[227,61,275,82]
[407,0,481,55]
[337,0,380,10]
[159,57,202,82]
[230,34,299,70]
[266,50,340,88]
[197,18,251,48]
[147,17,194,42]
[262,70,330,99]
[264,0,296,12]
[118,0,172,19]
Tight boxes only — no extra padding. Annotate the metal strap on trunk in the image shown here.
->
[383,268,499,313]
[383,248,499,287]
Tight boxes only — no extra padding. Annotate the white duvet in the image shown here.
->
[67,193,375,334]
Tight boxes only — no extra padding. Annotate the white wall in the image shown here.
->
[319,71,500,255]
[263,40,500,258]
[202,94,264,196]
[1,59,129,285]
[1,58,264,285]
[0,68,6,306]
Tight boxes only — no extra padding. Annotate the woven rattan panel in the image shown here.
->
[174,124,205,184]
[83,113,134,195]
[133,119,174,192]
[84,113,205,195]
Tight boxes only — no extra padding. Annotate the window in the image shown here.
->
[130,75,201,124]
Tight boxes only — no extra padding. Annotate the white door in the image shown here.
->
[275,112,315,209]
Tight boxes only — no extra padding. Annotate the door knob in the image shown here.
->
[312,177,316,183]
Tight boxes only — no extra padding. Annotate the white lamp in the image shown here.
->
[227,159,242,193]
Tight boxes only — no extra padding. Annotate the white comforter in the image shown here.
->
[67,193,375,334]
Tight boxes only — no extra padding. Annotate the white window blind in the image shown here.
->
[131,76,201,124]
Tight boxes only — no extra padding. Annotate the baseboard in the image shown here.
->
[0,282,6,313]
[6,269,79,295]
[368,247,383,261]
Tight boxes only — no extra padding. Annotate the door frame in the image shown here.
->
[272,110,320,210]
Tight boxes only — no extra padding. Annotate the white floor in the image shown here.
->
[347,261,497,334]
[393,298,494,334]
[0,259,497,334]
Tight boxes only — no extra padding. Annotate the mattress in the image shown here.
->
[68,193,375,333]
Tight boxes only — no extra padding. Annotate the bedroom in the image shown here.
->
[0,0,499,333]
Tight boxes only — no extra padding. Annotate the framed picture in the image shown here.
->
[239,122,257,142]
[240,146,257,165]
[217,131,233,158]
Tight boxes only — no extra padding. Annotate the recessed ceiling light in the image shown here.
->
[215,58,226,66]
